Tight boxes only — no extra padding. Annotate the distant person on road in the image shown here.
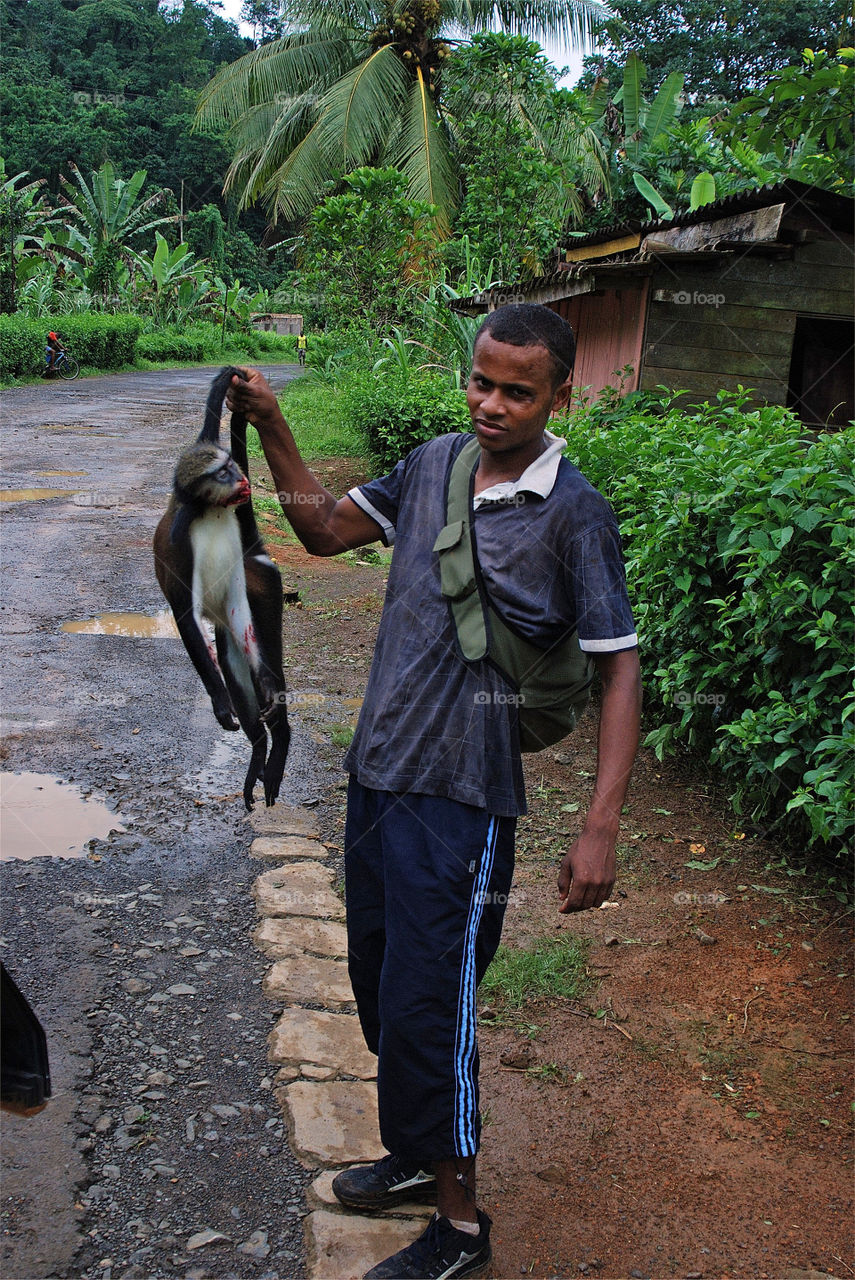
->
[227,304,641,1280]
[44,331,64,376]
[297,329,307,367]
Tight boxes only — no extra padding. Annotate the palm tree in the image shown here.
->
[196,0,607,232]
[58,161,177,301]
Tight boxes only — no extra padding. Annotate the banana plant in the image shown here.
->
[603,53,686,219]
[131,234,210,324]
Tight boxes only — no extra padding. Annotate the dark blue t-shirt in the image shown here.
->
[342,433,637,817]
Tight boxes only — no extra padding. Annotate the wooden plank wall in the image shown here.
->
[550,280,649,401]
[640,236,853,403]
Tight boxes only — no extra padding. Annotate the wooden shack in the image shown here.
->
[252,312,303,335]
[455,181,853,427]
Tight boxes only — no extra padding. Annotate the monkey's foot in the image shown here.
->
[257,686,284,723]
[213,705,240,732]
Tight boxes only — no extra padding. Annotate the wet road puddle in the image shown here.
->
[62,611,179,638]
[0,772,124,861]
[0,489,77,503]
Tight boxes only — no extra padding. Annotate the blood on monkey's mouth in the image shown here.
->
[226,479,252,506]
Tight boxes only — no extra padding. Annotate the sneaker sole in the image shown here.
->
[333,1182,438,1212]
[438,1246,492,1279]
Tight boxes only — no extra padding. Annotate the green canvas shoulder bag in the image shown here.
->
[432,437,594,753]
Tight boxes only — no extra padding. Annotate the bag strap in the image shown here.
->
[444,437,489,661]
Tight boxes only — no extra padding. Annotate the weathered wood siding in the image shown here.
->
[640,237,853,403]
[549,280,649,400]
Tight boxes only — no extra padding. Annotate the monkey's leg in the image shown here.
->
[262,708,290,807]
[172,607,240,732]
[243,555,289,804]
[243,555,286,722]
[215,628,268,811]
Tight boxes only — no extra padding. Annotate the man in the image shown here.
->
[227,304,641,1280]
[297,328,307,366]
[44,330,64,376]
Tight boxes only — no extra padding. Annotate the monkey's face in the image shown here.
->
[174,444,251,508]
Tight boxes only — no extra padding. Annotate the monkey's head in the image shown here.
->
[174,442,251,509]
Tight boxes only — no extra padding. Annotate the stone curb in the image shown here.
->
[248,812,424,1279]
[305,1210,433,1280]
[250,834,325,860]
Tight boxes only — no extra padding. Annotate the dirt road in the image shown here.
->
[0,367,323,1280]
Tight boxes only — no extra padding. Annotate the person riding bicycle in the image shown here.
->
[44,331,65,376]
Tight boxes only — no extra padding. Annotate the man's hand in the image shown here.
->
[556,648,641,913]
[222,365,383,556]
[558,830,616,912]
[225,367,282,433]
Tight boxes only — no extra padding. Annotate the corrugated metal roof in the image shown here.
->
[560,179,852,251]
[451,180,851,312]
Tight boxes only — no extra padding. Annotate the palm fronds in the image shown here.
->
[389,69,458,232]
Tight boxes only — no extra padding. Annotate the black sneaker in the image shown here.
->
[363,1209,492,1279]
[331,1154,437,1211]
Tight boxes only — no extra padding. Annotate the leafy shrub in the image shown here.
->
[0,313,142,377]
[343,369,470,471]
[136,331,204,363]
[560,388,854,862]
[254,329,297,356]
[164,322,296,364]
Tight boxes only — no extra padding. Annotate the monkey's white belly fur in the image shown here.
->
[190,509,259,673]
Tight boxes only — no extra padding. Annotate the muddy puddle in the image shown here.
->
[0,489,77,503]
[62,611,179,638]
[0,772,124,861]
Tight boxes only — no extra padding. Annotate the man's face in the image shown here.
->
[466,333,571,460]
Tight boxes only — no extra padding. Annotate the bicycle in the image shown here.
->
[54,351,79,380]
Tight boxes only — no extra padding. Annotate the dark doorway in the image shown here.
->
[787,315,854,428]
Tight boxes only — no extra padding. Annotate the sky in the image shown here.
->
[214,0,593,86]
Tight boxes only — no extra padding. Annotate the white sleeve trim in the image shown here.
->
[347,487,396,545]
[579,633,638,653]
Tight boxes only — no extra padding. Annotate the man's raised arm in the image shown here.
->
[226,367,383,556]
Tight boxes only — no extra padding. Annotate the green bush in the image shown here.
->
[136,331,205,363]
[560,388,855,863]
[0,313,142,377]
[343,369,470,471]
[254,329,297,356]
[162,322,296,365]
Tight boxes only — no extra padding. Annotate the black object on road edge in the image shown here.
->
[1,962,52,1108]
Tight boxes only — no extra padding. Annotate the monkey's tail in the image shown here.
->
[198,365,248,444]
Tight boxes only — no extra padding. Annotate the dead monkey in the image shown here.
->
[153,366,290,809]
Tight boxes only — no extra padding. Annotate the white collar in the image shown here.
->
[472,430,567,509]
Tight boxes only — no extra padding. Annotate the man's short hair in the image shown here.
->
[474,304,576,387]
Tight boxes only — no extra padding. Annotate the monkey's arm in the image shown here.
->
[153,515,239,732]
[226,368,382,556]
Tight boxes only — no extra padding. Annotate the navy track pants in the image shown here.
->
[344,778,516,1163]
